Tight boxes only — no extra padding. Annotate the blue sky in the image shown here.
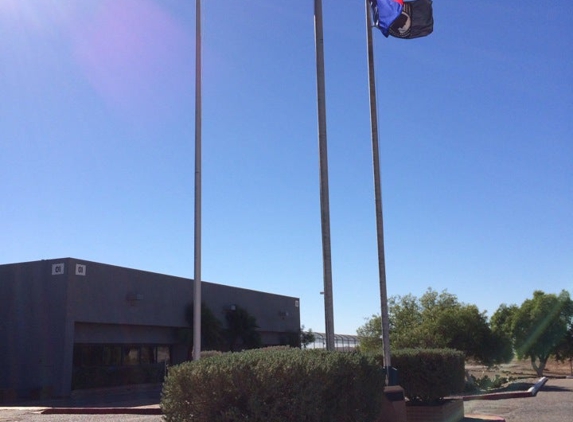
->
[1,0,571,335]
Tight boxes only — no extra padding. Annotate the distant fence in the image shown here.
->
[307,333,358,352]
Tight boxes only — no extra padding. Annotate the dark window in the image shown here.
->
[140,346,155,364]
[103,345,122,366]
[73,344,170,367]
[123,346,140,365]
[157,346,170,364]
[73,344,104,367]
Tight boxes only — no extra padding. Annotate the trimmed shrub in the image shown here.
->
[199,350,223,359]
[259,345,293,351]
[161,348,385,422]
[390,349,465,404]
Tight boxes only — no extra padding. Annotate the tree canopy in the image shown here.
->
[555,324,573,375]
[300,325,316,349]
[178,303,263,354]
[225,305,262,351]
[357,288,512,366]
[178,302,225,355]
[356,314,383,353]
[493,290,573,376]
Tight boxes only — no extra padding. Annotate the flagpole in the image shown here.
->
[193,0,202,361]
[313,0,335,352]
[365,0,391,370]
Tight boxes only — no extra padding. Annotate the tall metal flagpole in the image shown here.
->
[313,0,335,351]
[193,0,202,361]
[365,1,392,370]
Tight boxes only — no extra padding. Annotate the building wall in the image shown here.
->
[0,258,300,398]
[0,260,71,398]
[68,259,191,327]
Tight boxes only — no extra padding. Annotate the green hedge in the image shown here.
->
[161,348,385,422]
[390,349,465,404]
[199,350,223,359]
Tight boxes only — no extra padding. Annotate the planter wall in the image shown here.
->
[405,399,464,422]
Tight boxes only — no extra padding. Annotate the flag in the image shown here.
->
[368,0,404,38]
[388,0,433,39]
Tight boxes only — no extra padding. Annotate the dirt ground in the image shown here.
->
[466,357,573,381]
[462,357,573,395]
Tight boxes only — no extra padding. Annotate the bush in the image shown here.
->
[199,350,223,359]
[470,374,510,391]
[390,349,465,404]
[161,348,385,422]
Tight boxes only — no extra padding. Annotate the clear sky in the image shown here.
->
[1,1,571,335]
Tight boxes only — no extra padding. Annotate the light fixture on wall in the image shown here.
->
[126,292,143,305]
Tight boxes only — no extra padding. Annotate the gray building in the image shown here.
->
[0,258,300,399]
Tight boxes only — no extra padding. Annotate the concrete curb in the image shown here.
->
[527,376,548,396]
[463,415,506,421]
[462,377,548,401]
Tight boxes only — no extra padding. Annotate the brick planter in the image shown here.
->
[405,399,464,422]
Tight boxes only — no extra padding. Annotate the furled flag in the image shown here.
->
[370,0,433,39]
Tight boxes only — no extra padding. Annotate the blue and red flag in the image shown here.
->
[368,0,404,37]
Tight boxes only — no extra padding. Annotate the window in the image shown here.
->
[122,346,140,365]
[73,345,104,366]
[140,346,155,364]
[73,344,171,367]
[157,346,170,365]
[103,346,122,366]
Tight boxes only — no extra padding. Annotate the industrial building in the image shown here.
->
[0,258,300,399]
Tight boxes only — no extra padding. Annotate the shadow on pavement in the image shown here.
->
[3,383,162,409]
[539,384,573,393]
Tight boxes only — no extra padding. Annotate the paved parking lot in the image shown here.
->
[464,378,573,422]
[0,384,162,422]
[0,411,162,422]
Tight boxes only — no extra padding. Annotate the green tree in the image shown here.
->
[356,314,383,353]
[300,325,316,349]
[433,303,513,365]
[555,324,573,375]
[388,293,424,349]
[358,288,513,365]
[490,304,518,339]
[490,303,518,364]
[225,305,262,351]
[178,302,225,358]
[508,290,573,376]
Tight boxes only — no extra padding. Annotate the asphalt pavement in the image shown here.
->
[0,384,163,422]
[464,378,573,422]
